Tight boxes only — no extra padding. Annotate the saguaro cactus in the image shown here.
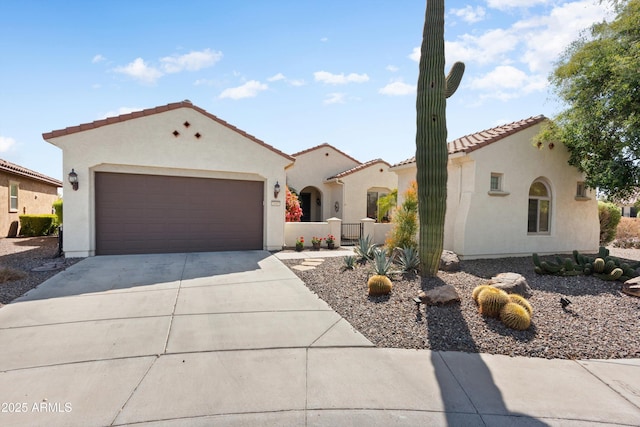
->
[416,0,464,276]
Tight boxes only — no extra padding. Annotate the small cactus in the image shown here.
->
[472,284,492,303]
[604,260,617,274]
[508,294,533,316]
[500,303,531,330]
[593,258,605,273]
[477,288,509,318]
[367,275,392,296]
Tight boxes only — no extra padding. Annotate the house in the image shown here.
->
[0,159,62,237]
[390,115,599,259]
[287,143,397,224]
[43,100,294,257]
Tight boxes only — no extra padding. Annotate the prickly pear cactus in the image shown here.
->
[416,0,465,277]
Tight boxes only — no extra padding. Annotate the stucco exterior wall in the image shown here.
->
[286,146,359,221]
[0,172,59,237]
[391,124,599,259]
[339,164,398,224]
[46,107,291,256]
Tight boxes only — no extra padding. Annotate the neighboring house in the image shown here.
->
[287,143,398,224]
[43,100,294,257]
[391,115,599,259]
[0,159,62,237]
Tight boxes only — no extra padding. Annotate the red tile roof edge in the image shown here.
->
[291,142,362,165]
[325,159,391,181]
[0,159,62,187]
[42,100,295,162]
[391,115,547,168]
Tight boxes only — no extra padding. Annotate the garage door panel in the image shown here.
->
[95,173,264,255]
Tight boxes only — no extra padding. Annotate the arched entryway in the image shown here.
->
[299,186,323,222]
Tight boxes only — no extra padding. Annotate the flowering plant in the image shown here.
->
[295,236,304,251]
[326,234,335,245]
[311,236,324,245]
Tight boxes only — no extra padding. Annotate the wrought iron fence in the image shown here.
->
[341,223,363,246]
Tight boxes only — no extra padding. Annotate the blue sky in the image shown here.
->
[0,0,614,182]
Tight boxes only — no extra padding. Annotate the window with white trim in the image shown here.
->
[490,173,502,192]
[528,180,551,234]
[576,181,586,198]
[9,182,18,212]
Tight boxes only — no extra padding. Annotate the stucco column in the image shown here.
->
[360,217,375,240]
[327,217,342,246]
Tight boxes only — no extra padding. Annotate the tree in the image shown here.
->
[285,186,302,222]
[415,0,464,276]
[385,181,418,252]
[377,189,397,222]
[544,0,640,201]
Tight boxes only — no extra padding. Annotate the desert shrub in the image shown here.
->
[354,235,377,262]
[0,267,26,283]
[396,246,420,274]
[285,186,302,222]
[613,217,640,248]
[385,181,418,253]
[19,215,57,236]
[52,198,63,225]
[598,201,621,245]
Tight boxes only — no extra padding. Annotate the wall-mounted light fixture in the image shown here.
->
[274,181,281,199]
[68,169,79,191]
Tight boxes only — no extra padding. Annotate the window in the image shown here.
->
[367,191,388,221]
[528,180,551,233]
[9,182,18,212]
[490,173,502,191]
[576,182,587,198]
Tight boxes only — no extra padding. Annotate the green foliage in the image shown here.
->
[376,189,397,222]
[500,303,531,331]
[372,248,394,276]
[599,201,622,245]
[396,246,420,274]
[477,288,509,318]
[367,275,393,296]
[533,248,638,282]
[52,198,63,225]
[415,1,465,277]
[385,181,418,253]
[19,215,57,237]
[354,235,377,262]
[343,256,357,270]
[543,0,640,200]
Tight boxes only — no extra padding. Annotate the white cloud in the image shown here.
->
[92,54,106,63]
[160,48,222,73]
[449,5,486,23]
[0,136,16,152]
[219,80,268,100]
[314,71,369,85]
[386,65,399,72]
[378,79,416,96]
[323,93,346,104]
[487,0,551,10]
[267,73,286,82]
[113,58,163,84]
[99,107,143,119]
[289,79,306,87]
[470,65,547,100]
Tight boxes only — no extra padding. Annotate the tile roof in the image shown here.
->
[42,100,295,162]
[392,115,547,168]
[291,142,361,165]
[325,159,391,181]
[0,159,62,187]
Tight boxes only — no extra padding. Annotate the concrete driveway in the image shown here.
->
[0,251,639,426]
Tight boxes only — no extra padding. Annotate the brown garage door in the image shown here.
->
[95,172,263,255]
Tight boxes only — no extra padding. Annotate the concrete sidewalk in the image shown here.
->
[0,251,638,426]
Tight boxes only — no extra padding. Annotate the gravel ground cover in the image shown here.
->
[0,236,81,307]
[283,247,640,360]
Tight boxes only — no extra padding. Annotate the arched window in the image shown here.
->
[528,180,551,234]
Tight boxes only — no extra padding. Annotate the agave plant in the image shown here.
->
[354,235,377,262]
[343,255,357,270]
[372,248,394,276]
[368,248,394,296]
[396,246,420,274]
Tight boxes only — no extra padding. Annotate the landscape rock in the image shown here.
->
[439,250,460,272]
[419,285,460,306]
[622,279,640,298]
[488,272,532,298]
